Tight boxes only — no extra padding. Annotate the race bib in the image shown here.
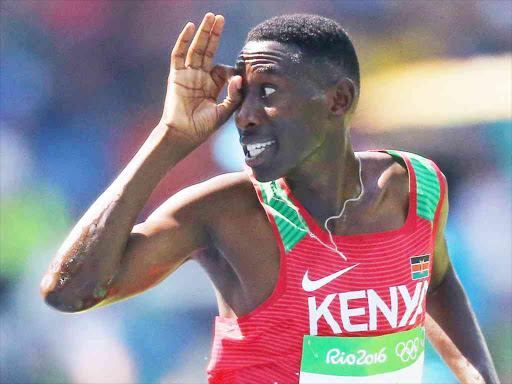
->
[299,327,425,383]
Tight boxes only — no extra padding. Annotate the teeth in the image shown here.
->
[249,147,265,158]
[246,141,275,158]
[246,141,275,152]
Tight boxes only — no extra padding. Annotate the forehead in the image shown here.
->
[237,41,303,74]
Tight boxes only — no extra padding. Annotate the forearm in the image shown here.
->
[40,124,196,312]
[427,267,500,384]
[41,12,239,313]
[425,314,485,383]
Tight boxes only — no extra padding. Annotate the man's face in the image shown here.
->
[235,41,330,182]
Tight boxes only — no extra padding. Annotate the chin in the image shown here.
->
[251,159,297,183]
[250,164,283,183]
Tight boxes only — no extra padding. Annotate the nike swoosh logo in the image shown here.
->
[302,264,360,292]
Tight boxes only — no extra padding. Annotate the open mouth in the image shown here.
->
[243,140,276,165]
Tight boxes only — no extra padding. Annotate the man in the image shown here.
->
[41,13,498,384]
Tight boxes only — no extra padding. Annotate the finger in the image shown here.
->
[171,22,195,70]
[226,75,243,102]
[210,64,237,90]
[216,74,243,126]
[202,15,225,71]
[185,13,215,69]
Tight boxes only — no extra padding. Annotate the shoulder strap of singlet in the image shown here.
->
[245,166,309,253]
[246,150,447,251]
[385,150,445,225]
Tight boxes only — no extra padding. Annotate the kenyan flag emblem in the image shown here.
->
[410,255,430,280]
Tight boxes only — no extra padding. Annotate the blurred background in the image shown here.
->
[1,1,510,383]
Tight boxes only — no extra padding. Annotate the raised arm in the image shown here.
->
[40,13,242,313]
[427,180,500,383]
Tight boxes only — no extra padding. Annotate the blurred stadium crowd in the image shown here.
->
[1,1,511,383]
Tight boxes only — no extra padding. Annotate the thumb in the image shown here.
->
[216,74,243,126]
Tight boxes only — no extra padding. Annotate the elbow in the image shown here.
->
[41,289,103,313]
[40,272,75,313]
[40,274,100,313]
[42,290,83,313]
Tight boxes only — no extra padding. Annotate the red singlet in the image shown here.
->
[207,150,446,384]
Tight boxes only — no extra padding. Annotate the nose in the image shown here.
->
[235,93,262,131]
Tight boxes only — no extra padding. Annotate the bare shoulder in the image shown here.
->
[148,171,258,225]
[204,171,255,199]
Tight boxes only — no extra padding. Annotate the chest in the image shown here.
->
[203,189,414,319]
[282,229,433,338]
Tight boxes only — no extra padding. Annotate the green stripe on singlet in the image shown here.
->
[387,150,441,222]
[259,180,308,253]
[257,150,441,251]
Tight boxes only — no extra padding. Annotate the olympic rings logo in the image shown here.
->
[395,337,420,362]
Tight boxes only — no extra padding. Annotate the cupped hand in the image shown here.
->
[160,13,242,143]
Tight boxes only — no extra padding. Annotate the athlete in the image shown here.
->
[40,13,499,384]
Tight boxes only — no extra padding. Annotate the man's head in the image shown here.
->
[235,14,360,181]
[246,14,360,105]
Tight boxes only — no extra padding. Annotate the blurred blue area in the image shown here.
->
[123,308,217,383]
[487,120,512,176]
[1,1,510,383]
[0,51,53,118]
[34,112,112,213]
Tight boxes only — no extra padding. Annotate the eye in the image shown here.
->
[262,86,276,99]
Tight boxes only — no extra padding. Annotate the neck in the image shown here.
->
[285,129,362,221]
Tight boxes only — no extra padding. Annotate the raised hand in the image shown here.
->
[160,13,242,144]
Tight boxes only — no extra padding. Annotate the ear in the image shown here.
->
[328,78,356,116]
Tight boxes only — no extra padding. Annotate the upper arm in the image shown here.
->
[98,172,251,307]
[425,174,499,383]
[98,179,218,306]
[429,172,451,292]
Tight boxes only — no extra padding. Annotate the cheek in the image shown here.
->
[298,102,327,133]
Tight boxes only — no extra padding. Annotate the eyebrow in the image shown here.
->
[235,60,282,78]
[253,65,280,75]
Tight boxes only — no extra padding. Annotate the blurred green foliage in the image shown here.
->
[0,185,70,279]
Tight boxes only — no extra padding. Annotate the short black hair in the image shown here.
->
[246,14,360,92]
